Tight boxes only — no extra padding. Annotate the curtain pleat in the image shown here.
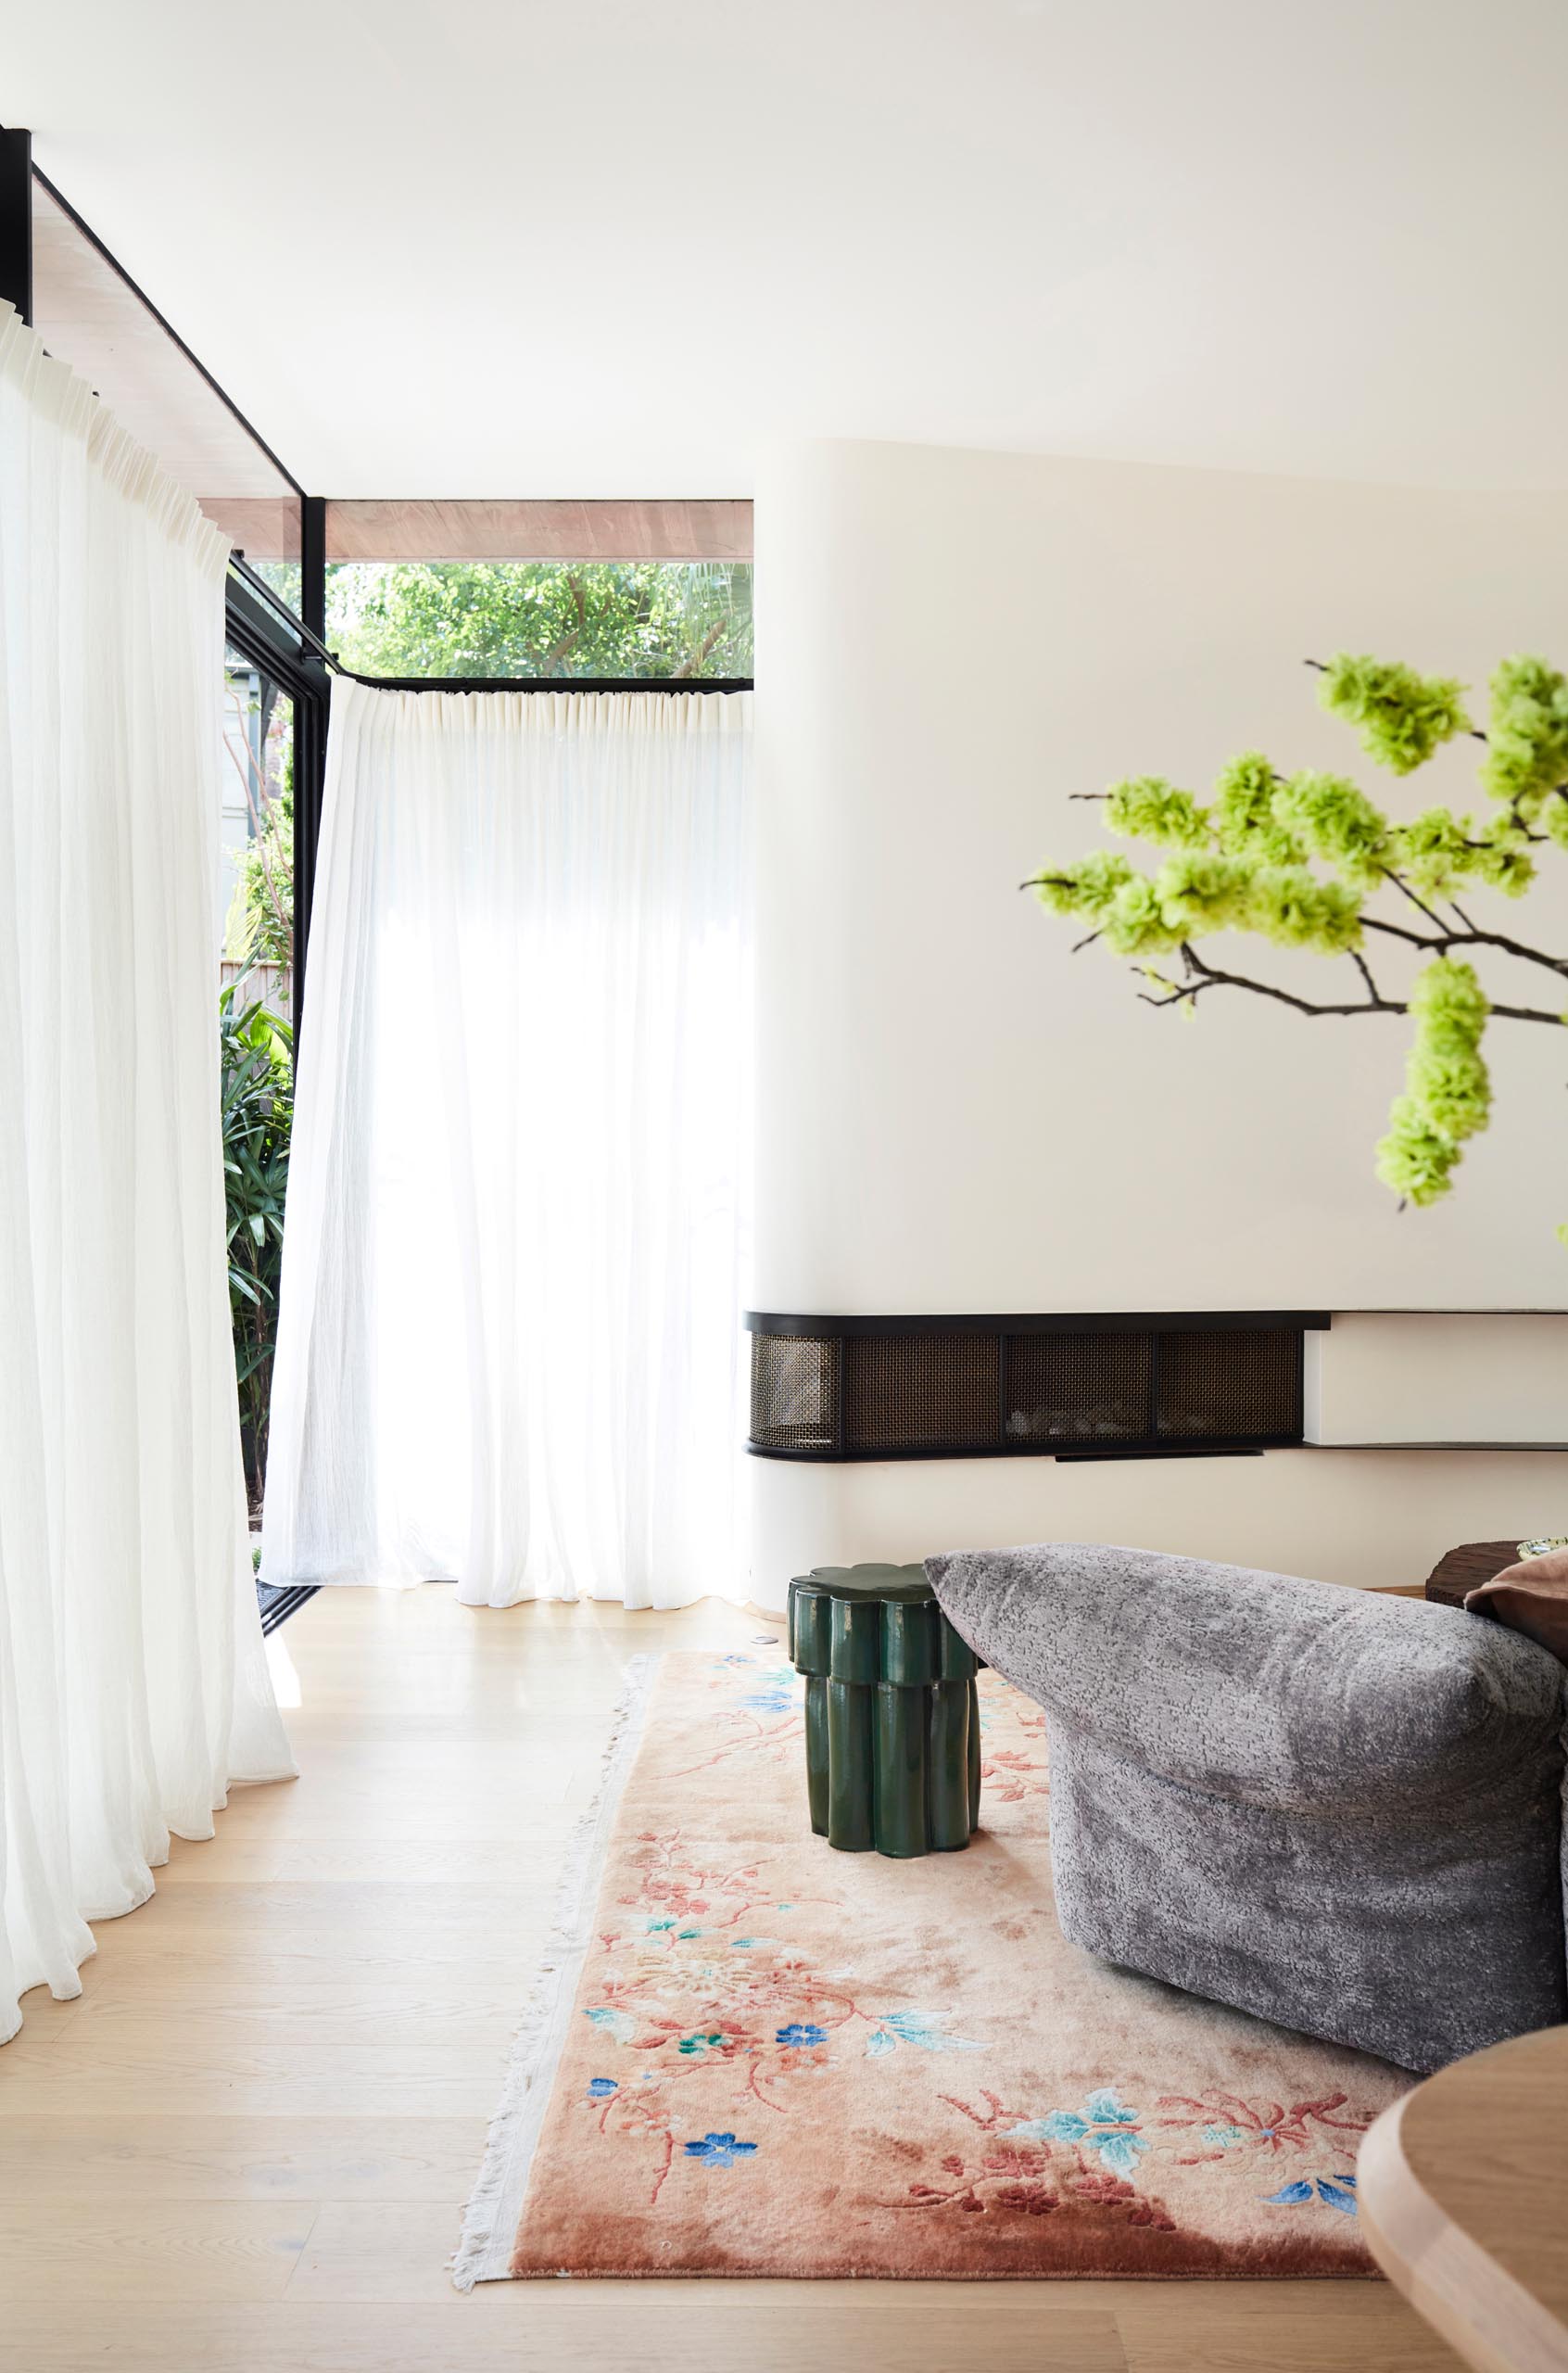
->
[0,303,294,2045]
[262,678,753,1609]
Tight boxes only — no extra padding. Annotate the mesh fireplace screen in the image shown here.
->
[750,1332,841,1453]
[843,1333,999,1453]
[1157,1328,1301,1440]
[746,1314,1315,1460]
[1005,1330,1153,1449]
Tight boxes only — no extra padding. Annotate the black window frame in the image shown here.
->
[222,569,331,1031]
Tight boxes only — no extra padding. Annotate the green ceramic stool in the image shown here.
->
[786,1563,983,1857]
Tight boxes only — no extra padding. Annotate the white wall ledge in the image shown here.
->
[1306,1313,1568,1448]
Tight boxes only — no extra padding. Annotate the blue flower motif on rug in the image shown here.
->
[1008,2088,1150,2176]
[684,2132,758,2167]
[1265,2174,1359,2214]
[738,1669,797,1713]
[864,2010,984,2058]
[776,2022,828,2047]
[586,2077,618,2099]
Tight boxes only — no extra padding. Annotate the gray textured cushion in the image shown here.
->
[926,1542,1568,2074]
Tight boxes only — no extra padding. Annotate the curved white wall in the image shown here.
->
[750,1448,1568,1607]
[749,438,1568,1610]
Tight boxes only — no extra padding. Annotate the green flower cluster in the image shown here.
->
[1374,960,1491,1207]
[1318,653,1472,774]
[1103,776,1211,847]
[1482,656,1568,818]
[1246,869,1364,952]
[1031,850,1137,926]
[1385,807,1536,899]
[1211,751,1305,866]
[1035,850,1362,958]
[1033,857,1185,958]
[1101,879,1185,957]
[1102,755,1398,891]
[1271,768,1388,888]
[1149,852,1253,935]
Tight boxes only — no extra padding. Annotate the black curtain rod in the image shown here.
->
[229,552,336,664]
[335,673,754,694]
[227,552,752,696]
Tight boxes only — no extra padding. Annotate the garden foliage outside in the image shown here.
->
[1031,653,1568,1231]
[221,665,296,1515]
[256,556,753,679]
[222,983,292,1513]
[330,557,752,679]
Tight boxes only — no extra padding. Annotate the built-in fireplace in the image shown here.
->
[745,1311,1330,1462]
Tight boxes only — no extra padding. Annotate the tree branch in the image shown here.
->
[1138,944,1404,1020]
[1134,943,1564,1027]
[1460,928,1568,979]
[1348,948,1384,1007]
[1022,868,1568,989]
[1364,909,1568,981]
[1377,866,1450,932]
[1360,916,1439,950]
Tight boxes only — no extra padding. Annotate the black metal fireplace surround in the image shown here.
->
[745,1312,1330,1463]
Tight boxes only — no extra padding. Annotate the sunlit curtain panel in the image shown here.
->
[0,303,293,2044]
[262,680,752,1608]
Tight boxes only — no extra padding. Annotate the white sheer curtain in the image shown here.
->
[0,306,293,2044]
[262,679,752,1609]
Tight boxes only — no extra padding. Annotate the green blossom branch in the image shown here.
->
[1133,944,1562,1030]
[1375,869,1452,933]
[1134,945,1401,1019]
[1359,912,1568,980]
[1027,646,1568,1227]
[1302,655,1489,751]
[1348,948,1385,1008]
[1020,872,1568,984]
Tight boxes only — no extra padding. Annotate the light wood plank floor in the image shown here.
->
[0,1585,1463,2373]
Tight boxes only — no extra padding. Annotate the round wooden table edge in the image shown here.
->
[1359,2046,1568,2373]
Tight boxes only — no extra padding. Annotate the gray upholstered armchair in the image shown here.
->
[927,1542,1568,2075]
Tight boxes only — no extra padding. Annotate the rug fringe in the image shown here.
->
[449,1650,658,2291]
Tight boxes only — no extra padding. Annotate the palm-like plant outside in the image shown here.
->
[221,982,293,1513]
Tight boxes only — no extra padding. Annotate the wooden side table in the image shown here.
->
[1359,2024,1568,2373]
[787,1563,982,1858]
[1423,1540,1524,1609]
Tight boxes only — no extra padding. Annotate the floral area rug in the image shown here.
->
[455,1651,1410,2282]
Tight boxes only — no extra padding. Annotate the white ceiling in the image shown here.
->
[9,0,1568,497]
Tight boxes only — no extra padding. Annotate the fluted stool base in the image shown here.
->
[788,1564,983,1858]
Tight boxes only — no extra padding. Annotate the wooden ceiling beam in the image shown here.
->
[322,498,752,564]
